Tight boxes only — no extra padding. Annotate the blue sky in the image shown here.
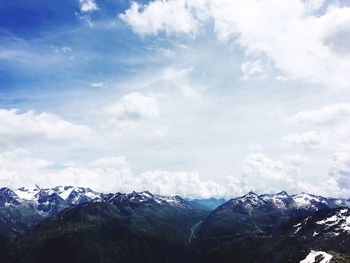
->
[1,0,350,198]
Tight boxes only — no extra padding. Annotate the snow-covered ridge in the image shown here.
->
[229,191,350,212]
[316,208,350,234]
[106,190,192,208]
[15,186,101,202]
[1,187,349,216]
[0,186,102,215]
[1,187,192,211]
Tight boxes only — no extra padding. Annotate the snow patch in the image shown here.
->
[58,187,74,200]
[300,250,332,263]
[293,193,320,208]
[14,188,39,200]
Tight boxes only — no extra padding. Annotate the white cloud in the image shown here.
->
[282,131,324,149]
[53,166,226,198]
[0,148,51,187]
[285,104,350,152]
[227,153,297,195]
[101,92,163,136]
[329,152,350,190]
[162,67,198,97]
[120,1,198,35]
[0,150,223,198]
[50,45,72,54]
[240,59,270,80]
[285,154,309,167]
[241,153,294,191]
[90,82,105,88]
[103,92,159,121]
[80,0,98,13]
[0,108,91,143]
[226,153,332,196]
[138,170,225,198]
[290,103,350,125]
[121,0,350,88]
[0,147,346,198]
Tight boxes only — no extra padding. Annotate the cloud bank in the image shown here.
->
[121,0,350,89]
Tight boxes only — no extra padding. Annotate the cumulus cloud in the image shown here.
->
[79,0,98,13]
[238,153,295,193]
[240,59,270,80]
[227,153,293,195]
[138,170,225,198]
[282,131,324,149]
[103,92,159,120]
[120,1,199,35]
[100,92,164,136]
[53,166,225,198]
[290,103,350,125]
[0,108,91,143]
[0,147,346,198]
[0,148,51,187]
[121,0,350,88]
[162,67,198,97]
[0,149,224,198]
[285,103,350,152]
[225,153,330,196]
[329,152,350,190]
[285,154,309,167]
[47,153,343,198]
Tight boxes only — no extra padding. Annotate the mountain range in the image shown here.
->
[0,186,349,263]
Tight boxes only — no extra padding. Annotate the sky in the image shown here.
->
[1,0,350,198]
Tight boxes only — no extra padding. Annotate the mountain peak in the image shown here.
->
[246,191,258,196]
[276,191,289,196]
[0,187,20,206]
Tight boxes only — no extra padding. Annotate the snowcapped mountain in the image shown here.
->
[227,191,350,214]
[290,207,350,238]
[0,186,102,215]
[4,189,208,263]
[1,187,195,216]
[0,188,349,263]
[104,191,193,209]
[192,194,350,263]
[15,186,101,203]
[18,186,101,215]
[0,187,200,247]
[1,187,348,217]
[192,191,350,260]
[0,187,21,206]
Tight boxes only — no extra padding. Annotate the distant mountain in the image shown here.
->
[0,188,349,263]
[187,198,226,210]
[14,186,102,215]
[191,192,350,263]
[4,190,207,263]
[104,190,194,209]
[193,191,350,242]
[0,186,103,245]
[0,187,21,206]
[0,188,42,243]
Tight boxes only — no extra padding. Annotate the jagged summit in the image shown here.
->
[276,191,289,196]
[105,190,192,209]
[0,187,20,206]
[224,190,350,215]
[246,191,258,196]
[1,186,350,218]
[0,187,195,215]
[0,187,350,263]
